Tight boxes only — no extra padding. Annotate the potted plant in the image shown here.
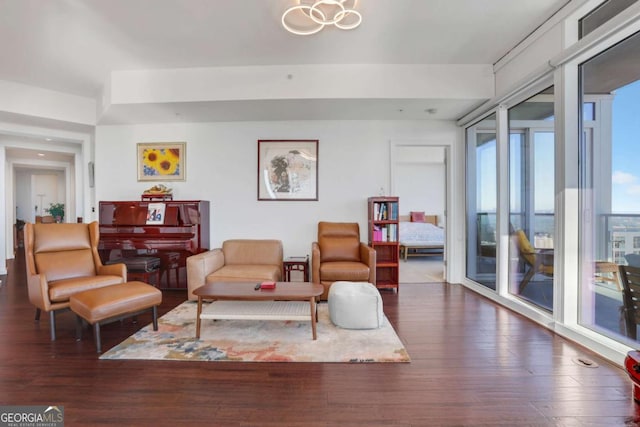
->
[46,203,65,223]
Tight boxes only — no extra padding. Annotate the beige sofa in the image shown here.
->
[186,239,283,300]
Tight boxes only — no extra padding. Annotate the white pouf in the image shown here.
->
[328,281,384,329]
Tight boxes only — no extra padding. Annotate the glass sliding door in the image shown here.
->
[508,88,555,311]
[580,30,640,343]
[466,114,497,289]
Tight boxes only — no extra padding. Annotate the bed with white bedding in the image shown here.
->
[399,214,445,260]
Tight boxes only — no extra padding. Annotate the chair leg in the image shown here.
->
[152,306,158,331]
[49,311,57,341]
[629,322,637,341]
[35,308,41,321]
[519,267,536,293]
[75,315,84,341]
[94,323,102,354]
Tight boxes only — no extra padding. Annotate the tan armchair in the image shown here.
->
[186,239,283,300]
[24,221,126,340]
[312,222,376,300]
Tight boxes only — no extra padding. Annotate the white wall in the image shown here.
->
[393,146,446,225]
[396,162,445,223]
[95,120,459,257]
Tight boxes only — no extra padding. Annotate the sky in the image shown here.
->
[476,78,640,215]
[611,79,640,213]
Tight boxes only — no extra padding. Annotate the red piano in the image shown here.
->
[98,200,210,290]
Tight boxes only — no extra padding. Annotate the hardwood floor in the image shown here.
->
[1,251,639,426]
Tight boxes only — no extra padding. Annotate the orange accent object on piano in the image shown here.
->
[260,281,276,289]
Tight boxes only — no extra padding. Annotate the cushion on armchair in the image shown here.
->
[222,239,283,265]
[318,222,361,262]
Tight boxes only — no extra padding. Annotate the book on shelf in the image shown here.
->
[389,223,397,241]
[146,202,166,225]
[372,225,383,242]
[390,202,398,220]
[376,203,387,220]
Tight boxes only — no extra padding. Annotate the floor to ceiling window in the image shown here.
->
[508,88,555,311]
[460,0,640,363]
[466,113,497,289]
[580,30,640,343]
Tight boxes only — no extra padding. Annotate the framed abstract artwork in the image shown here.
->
[137,142,186,181]
[257,139,318,201]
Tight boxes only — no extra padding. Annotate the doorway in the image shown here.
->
[8,148,76,258]
[391,143,448,284]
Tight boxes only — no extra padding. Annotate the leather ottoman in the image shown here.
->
[70,281,162,353]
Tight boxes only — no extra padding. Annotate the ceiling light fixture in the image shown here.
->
[282,0,361,36]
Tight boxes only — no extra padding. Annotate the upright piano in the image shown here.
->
[98,200,210,290]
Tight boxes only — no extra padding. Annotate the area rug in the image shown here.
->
[100,301,410,363]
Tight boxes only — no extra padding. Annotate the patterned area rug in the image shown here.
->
[100,301,410,363]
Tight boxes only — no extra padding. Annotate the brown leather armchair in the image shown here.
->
[24,221,127,340]
[312,222,376,299]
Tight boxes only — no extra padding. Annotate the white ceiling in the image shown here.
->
[0,0,571,124]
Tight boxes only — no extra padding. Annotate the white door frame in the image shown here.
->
[390,139,458,283]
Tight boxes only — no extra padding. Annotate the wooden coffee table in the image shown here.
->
[193,282,324,340]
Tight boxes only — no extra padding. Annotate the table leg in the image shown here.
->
[309,297,317,340]
[196,297,202,339]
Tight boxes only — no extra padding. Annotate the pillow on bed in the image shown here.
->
[410,211,426,222]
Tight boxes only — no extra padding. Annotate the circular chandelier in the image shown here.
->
[282,0,362,36]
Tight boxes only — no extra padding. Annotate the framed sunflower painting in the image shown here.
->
[137,142,186,181]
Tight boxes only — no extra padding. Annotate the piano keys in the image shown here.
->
[98,200,210,290]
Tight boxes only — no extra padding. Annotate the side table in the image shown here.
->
[283,256,309,282]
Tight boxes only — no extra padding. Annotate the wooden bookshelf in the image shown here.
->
[367,196,399,291]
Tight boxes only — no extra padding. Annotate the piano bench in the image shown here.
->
[108,256,161,288]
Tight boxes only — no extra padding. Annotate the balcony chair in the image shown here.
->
[618,265,640,340]
[24,221,127,340]
[514,229,553,293]
[311,222,376,300]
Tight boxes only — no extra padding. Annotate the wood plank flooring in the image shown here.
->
[1,252,639,426]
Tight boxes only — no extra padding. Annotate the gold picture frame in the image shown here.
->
[137,142,186,182]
